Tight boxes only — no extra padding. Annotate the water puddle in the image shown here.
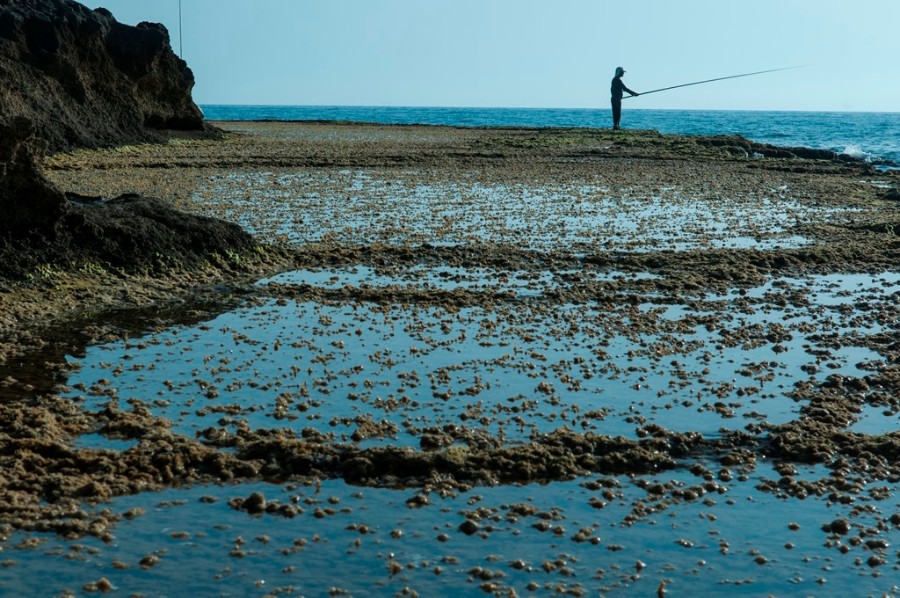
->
[193,171,858,250]
[58,269,896,450]
[1,463,898,597]
[260,266,660,297]
[71,433,139,452]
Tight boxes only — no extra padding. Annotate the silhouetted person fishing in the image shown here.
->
[610,66,639,130]
[611,66,807,129]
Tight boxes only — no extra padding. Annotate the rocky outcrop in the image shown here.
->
[0,0,260,274]
[0,189,260,279]
[0,116,66,234]
[63,193,257,272]
[0,0,204,152]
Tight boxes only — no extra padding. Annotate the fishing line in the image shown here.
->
[624,65,808,98]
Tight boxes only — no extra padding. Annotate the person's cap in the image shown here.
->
[615,66,625,75]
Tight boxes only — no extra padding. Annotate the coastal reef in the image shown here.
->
[3,3,900,595]
[10,120,899,521]
[2,120,899,594]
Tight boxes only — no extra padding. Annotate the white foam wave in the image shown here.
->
[841,144,874,162]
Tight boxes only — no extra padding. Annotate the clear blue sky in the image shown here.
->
[94,0,899,112]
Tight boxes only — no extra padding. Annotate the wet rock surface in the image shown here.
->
[0,190,263,277]
[0,122,899,593]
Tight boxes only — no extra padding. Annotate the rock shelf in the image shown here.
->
[0,121,899,594]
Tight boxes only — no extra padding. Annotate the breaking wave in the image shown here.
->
[840,144,874,162]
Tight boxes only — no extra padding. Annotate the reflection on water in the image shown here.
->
[3,231,895,594]
[7,146,900,595]
[58,269,896,451]
[196,171,856,250]
[2,465,899,596]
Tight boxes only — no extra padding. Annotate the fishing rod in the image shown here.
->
[624,65,807,99]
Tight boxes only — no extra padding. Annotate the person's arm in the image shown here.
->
[623,84,639,96]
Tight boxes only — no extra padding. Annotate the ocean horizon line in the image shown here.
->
[197,106,900,165]
[200,103,899,116]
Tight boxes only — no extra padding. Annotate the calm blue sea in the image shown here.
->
[201,105,900,167]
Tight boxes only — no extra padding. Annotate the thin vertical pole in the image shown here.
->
[178,0,183,57]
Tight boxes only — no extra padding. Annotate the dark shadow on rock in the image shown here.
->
[0,191,258,279]
[0,116,66,235]
[65,192,257,269]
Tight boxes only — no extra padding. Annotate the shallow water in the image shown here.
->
[3,466,900,597]
[15,122,900,595]
[17,255,893,596]
[197,171,856,250]
[59,269,895,453]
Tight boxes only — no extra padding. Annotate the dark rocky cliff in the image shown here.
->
[0,0,257,274]
[0,0,204,152]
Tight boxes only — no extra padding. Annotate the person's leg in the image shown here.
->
[612,99,622,129]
